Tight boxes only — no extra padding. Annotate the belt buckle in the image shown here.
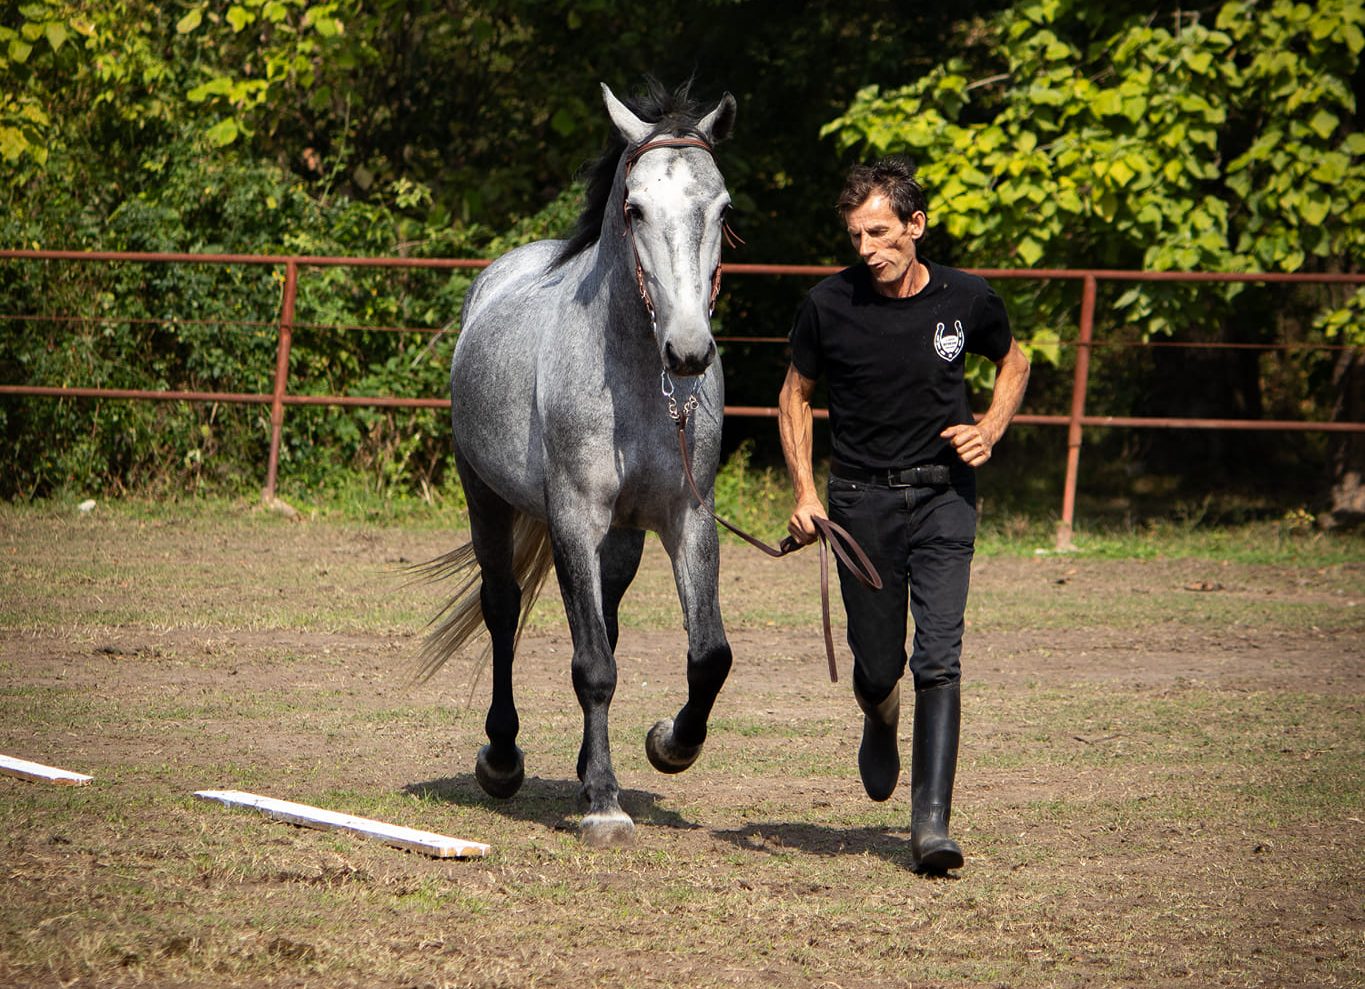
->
[891,466,945,487]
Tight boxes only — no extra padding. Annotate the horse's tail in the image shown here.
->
[410,512,555,682]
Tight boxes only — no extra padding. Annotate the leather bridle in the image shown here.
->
[620,135,743,329]
[625,134,882,683]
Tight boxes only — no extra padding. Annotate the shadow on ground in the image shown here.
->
[404,774,699,833]
[710,820,958,878]
[406,774,954,877]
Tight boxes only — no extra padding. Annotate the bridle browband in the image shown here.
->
[620,135,743,330]
[623,134,881,683]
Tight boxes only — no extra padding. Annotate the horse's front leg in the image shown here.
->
[647,504,733,774]
[550,510,635,847]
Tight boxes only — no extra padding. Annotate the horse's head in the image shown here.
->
[603,83,737,378]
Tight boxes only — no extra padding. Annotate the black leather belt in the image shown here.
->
[830,460,951,488]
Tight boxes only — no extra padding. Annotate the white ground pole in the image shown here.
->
[0,754,93,786]
[194,789,490,859]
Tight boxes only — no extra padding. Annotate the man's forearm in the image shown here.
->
[979,341,1030,447]
[778,373,820,504]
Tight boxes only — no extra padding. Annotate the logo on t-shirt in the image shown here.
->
[934,320,965,362]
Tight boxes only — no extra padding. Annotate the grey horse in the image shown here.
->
[418,81,738,846]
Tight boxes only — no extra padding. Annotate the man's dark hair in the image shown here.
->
[836,155,929,229]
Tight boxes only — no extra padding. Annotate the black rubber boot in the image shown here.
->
[910,681,964,872]
[854,683,901,801]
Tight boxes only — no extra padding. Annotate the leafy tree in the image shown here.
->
[0,134,477,498]
[3,0,1018,497]
[822,0,1364,522]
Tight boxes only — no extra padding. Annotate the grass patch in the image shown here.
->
[1,499,1362,988]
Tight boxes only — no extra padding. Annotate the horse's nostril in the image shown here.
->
[671,351,715,373]
[664,336,715,376]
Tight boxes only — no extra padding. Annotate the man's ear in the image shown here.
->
[908,210,928,240]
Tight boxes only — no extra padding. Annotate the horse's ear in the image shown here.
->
[698,92,737,144]
[601,83,653,145]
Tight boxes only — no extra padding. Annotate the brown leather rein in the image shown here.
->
[669,398,883,683]
[624,135,882,683]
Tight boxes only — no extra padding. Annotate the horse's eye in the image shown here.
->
[625,202,644,222]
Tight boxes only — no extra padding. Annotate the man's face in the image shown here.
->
[845,193,926,293]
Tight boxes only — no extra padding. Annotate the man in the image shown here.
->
[778,156,1029,872]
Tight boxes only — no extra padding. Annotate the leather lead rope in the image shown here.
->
[671,405,882,683]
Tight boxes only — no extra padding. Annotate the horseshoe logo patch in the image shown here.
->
[935,320,965,362]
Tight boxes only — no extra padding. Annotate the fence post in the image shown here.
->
[1056,274,1097,550]
[263,260,298,502]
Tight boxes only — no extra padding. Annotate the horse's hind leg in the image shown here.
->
[459,456,526,799]
[648,507,733,774]
[475,576,524,798]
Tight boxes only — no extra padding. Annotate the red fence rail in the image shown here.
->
[2,249,1362,548]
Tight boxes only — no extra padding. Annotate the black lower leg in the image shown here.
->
[672,641,732,748]
[910,681,963,871]
[855,682,901,802]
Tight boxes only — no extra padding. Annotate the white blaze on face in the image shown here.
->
[625,149,730,374]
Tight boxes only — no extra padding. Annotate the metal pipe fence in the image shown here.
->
[2,248,1361,548]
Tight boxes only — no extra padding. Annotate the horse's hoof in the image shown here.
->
[645,717,703,774]
[579,810,636,847]
[475,743,524,799]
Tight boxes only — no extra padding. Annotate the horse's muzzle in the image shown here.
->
[664,337,717,377]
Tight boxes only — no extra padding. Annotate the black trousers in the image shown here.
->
[827,473,977,701]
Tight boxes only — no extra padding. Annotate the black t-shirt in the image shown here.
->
[788,262,1013,471]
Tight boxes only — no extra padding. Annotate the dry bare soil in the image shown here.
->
[1,506,1362,988]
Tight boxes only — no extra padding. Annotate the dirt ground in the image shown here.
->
[1,510,1362,988]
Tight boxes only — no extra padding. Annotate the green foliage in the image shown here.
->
[0,0,577,227]
[0,106,596,499]
[4,0,1021,496]
[2,149,409,497]
[1217,0,1364,273]
[3,0,1356,513]
[710,440,792,542]
[177,0,349,148]
[822,0,1363,345]
[1315,286,1365,347]
[2,1,183,176]
[0,0,351,164]
[2,0,950,499]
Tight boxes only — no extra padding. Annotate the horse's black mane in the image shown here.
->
[553,79,709,267]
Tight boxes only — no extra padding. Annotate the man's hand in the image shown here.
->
[944,340,1030,468]
[940,422,996,467]
[788,497,828,546]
